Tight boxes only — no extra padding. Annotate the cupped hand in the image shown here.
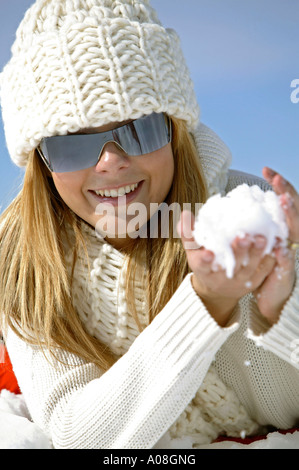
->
[178,167,299,327]
[257,167,298,323]
[177,211,276,327]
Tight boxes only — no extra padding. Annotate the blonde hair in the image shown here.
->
[0,117,208,371]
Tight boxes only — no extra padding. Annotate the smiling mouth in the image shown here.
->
[90,181,142,199]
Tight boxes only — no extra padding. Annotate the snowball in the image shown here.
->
[193,184,289,278]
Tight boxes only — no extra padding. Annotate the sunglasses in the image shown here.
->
[37,112,172,173]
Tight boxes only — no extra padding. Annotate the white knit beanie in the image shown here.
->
[0,0,200,167]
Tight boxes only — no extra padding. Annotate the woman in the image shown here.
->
[0,0,298,449]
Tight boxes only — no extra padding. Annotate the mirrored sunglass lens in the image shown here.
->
[113,113,170,156]
[41,134,102,172]
[41,113,171,172]
[134,113,170,155]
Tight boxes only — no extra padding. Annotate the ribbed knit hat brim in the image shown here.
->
[0,0,200,167]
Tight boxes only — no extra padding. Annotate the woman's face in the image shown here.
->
[51,121,174,249]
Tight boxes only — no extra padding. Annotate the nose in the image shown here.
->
[94,142,130,173]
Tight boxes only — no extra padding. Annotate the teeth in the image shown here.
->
[94,182,139,197]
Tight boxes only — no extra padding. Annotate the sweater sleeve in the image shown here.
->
[5,274,239,449]
[225,170,299,368]
[246,251,299,368]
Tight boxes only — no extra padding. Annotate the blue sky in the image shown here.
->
[0,0,298,212]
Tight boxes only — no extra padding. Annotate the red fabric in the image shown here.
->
[0,345,21,394]
[214,427,299,445]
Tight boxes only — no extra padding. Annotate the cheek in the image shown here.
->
[52,173,84,208]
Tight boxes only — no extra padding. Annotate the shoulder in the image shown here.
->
[225,169,272,194]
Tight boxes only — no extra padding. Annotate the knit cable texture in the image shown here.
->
[76,223,261,446]
[0,0,199,166]
[4,123,299,448]
[6,198,299,448]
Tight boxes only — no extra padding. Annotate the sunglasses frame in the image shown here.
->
[37,113,172,173]
[37,145,54,172]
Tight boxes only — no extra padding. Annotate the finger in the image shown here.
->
[264,169,299,231]
[235,235,267,280]
[177,211,217,274]
[280,192,299,242]
[253,246,296,323]
[197,249,216,274]
[177,210,199,251]
[253,246,294,293]
[254,254,276,284]
[231,234,252,273]
[179,212,216,264]
[263,167,298,201]
[263,167,299,241]
[273,245,296,279]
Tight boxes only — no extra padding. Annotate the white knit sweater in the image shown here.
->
[4,124,299,449]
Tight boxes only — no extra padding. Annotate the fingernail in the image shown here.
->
[238,238,251,248]
[255,236,266,249]
[267,168,276,177]
[202,251,214,262]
